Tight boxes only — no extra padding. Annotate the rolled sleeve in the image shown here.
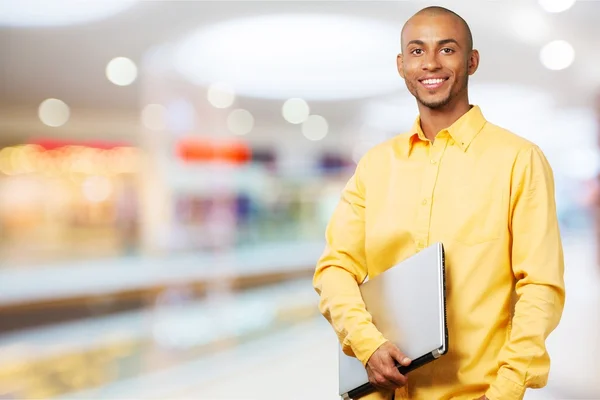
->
[486,370,526,400]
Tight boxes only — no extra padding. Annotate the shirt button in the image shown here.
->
[430,159,437,164]
[449,139,455,145]
[422,199,428,205]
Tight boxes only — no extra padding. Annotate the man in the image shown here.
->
[313,6,565,400]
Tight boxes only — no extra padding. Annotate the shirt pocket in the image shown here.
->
[443,181,504,246]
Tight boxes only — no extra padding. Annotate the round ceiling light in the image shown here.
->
[106,57,138,86]
[172,14,404,100]
[302,115,329,141]
[207,83,236,109]
[540,40,575,71]
[282,98,310,124]
[227,109,254,135]
[39,98,70,127]
[0,0,138,27]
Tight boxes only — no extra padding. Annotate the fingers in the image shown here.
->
[368,366,407,391]
[388,345,411,367]
[367,347,408,391]
[382,364,408,388]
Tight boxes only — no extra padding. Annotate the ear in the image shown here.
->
[397,53,405,79]
[468,49,480,76]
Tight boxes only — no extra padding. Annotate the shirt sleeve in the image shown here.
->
[313,157,387,366]
[486,146,566,400]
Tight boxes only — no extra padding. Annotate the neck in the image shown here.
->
[418,98,472,142]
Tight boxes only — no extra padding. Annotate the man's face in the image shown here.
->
[397,14,478,110]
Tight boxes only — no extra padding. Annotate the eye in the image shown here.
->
[411,48,423,55]
[441,48,455,54]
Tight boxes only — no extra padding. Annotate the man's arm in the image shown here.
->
[313,158,387,365]
[486,146,566,400]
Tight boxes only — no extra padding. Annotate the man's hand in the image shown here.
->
[366,341,411,391]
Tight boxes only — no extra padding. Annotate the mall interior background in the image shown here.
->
[0,0,599,399]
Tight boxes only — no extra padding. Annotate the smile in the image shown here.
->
[419,78,449,90]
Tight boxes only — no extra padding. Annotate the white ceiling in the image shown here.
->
[0,0,599,147]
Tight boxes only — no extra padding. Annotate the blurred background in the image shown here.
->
[0,0,599,399]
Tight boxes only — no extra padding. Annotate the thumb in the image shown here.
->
[389,345,411,366]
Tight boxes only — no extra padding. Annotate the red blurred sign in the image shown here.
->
[176,138,251,164]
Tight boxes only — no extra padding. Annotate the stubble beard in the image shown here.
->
[409,74,469,110]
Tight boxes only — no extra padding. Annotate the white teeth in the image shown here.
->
[422,78,445,85]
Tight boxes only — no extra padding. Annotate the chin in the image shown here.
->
[419,97,451,109]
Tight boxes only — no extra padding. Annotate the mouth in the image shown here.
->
[419,77,449,90]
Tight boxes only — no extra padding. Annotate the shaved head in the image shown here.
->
[396,5,479,111]
[401,6,473,51]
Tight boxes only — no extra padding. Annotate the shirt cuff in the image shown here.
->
[485,369,526,400]
[346,323,388,366]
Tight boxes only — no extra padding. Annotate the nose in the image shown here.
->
[422,52,442,71]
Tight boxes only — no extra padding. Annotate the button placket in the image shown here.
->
[414,138,449,249]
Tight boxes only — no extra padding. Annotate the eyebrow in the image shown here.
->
[407,38,461,47]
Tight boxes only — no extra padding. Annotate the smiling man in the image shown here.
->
[314,6,565,400]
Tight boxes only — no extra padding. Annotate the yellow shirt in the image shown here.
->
[313,106,565,400]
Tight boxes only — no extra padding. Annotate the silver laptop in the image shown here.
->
[338,242,448,400]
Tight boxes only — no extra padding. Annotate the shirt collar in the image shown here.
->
[405,105,487,155]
